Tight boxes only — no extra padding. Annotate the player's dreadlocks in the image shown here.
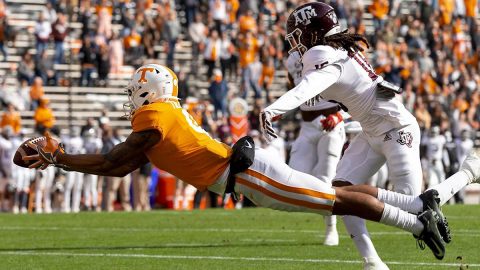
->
[321,30,370,53]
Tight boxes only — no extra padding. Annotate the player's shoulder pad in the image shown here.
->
[302,45,346,72]
[286,51,302,74]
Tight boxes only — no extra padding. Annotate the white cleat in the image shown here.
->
[323,227,339,246]
[363,257,390,270]
[460,151,480,184]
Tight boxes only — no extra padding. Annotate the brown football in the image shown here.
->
[13,137,47,168]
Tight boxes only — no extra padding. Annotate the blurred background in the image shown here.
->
[0,0,478,214]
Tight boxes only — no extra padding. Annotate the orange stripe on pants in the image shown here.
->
[236,177,333,211]
[245,169,336,201]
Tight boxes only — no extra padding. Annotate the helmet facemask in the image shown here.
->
[285,28,309,57]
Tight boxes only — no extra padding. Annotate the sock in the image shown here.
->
[21,192,28,208]
[379,204,423,236]
[428,170,470,206]
[324,215,337,228]
[377,188,423,213]
[343,215,380,259]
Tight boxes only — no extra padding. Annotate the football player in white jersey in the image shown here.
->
[424,126,447,188]
[82,128,102,211]
[454,130,474,202]
[62,126,85,213]
[259,2,477,269]
[286,51,345,246]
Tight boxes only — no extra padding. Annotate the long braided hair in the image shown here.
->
[321,30,370,53]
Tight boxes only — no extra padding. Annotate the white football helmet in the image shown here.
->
[124,64,179,118]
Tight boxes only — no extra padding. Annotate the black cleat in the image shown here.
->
[419,189,451,243]
[415,210,446,260]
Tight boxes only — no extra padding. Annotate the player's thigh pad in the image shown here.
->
[335,131,386,185]
[235,148,335,215]
[313,122,346,183]
[381,124,422,195]
[289,126,319,174]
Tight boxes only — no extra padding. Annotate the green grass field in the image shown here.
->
[0,205,478,270]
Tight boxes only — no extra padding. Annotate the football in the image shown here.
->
[13,136,47,168]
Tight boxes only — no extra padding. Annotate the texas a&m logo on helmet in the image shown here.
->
[286,2,342,56]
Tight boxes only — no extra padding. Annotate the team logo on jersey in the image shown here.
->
[397,131,413,148]
[384,132,392,142]
[294,6,317,26]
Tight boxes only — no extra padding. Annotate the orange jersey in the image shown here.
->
[1,112,21,134]
[131,101,232,191]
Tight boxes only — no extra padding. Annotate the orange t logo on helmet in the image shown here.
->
[137,67,155,83]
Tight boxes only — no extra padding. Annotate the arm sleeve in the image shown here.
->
[264,64,341,117]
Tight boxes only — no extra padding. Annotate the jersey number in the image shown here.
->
[182,110,212,138]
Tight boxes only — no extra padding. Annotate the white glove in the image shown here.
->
[259,111,278,143]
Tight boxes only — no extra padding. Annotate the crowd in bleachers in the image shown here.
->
[0,0,479,213]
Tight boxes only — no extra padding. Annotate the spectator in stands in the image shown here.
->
[1,104,21,135]
[52,12,68,64]
[34,13,52,60]
[238,30,261,99]
[260,57,275,103]
[34,98,56,135]
[96,0,113,39]
[368,0,389,30]
[0,16,8,61]
[163,10,181,69]
[96,44,110,87]
[203,29,221,81]
[208,69,229,119]
[219,31,233,80]
[42,2,57,24]
[79,36,97,87]
[185,0,198,26]
[17,52,35,85]
[189,14,207,75]
[238,9,257,34]
[35,51,56,86]
[123,27,142,66]
[210,0,227,34]
[108,32,123,74]
[29,77,44,111]
[177,69,191,100]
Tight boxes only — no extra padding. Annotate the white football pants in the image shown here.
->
[35,166,55,213]
[208,148,336,215]
[64,171,84,213]
[83,174,98,209]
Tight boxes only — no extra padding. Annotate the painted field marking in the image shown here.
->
[1,226,480,237]
[0,251,478,267]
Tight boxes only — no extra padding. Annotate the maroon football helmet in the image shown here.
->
[286,2,342,56]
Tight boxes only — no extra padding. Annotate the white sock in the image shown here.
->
[380,204,423,236]
[428,170,470,206]
[343,216,380,259]
[377,188,423,213]
[324,215,337,228]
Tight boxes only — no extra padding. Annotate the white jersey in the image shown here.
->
[267,46,416,136]
[63,136,84,155]
[286,51,339,112]
[425,135,446,162]
[0,136,14,175]
[455,138,474,163]
[84,137,102,154]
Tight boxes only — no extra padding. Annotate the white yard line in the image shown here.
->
[1,226,480,237]
[0,251,477,267]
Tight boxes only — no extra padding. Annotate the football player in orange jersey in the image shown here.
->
[22,64,480,261]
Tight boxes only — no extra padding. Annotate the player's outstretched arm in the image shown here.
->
[25,129,161,177]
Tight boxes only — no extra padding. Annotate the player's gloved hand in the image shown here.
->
[259,111,278,143]
[23,132,65,170]
[321,111,343,131]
